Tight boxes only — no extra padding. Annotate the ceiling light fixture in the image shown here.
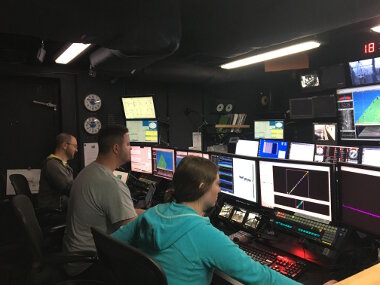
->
[55,43,91,64]
[371,25,380,33]
[220,41,321,69]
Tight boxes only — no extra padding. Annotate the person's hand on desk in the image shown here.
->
[323,280,338,285]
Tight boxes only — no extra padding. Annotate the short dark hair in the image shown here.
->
[56,133,74,150]
[173,156,218,203]
[98,125,129,155]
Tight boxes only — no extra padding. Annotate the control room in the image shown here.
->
[1,1,380,285]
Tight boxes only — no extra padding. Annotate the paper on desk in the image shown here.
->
[84,142,99,167]
[6,169,41,195]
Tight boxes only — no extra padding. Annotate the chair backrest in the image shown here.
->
[91,228,167,285]
[10,174,33,198]
[12,194,44,268]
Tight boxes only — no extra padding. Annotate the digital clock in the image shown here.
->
[363,41,380,54]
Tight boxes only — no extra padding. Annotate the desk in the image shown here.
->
[336,263,380,285]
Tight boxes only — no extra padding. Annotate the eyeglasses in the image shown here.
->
[66,142,78,149]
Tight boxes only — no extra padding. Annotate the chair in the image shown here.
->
[12,194,98,285]
[91,227,168,285]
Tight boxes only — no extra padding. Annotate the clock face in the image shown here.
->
[84,94,102,111]
[84,117,102,134]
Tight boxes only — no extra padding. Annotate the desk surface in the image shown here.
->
[336,263,380,285]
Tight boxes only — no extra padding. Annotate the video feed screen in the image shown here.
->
[219,203,234,219]
[258,140,288,159]
[259,160,333,222]
[349,57,380,86]
[361,147,380,167]
[340,165,380,237]
[131,146,153,174]
[126,120,158,143]
[337,84,380,140]
[300,73,320,88]
[235,140,259,157]
[288,143,315,162]
[244,212,261,229]
[152,148,175,180]
[313,123,337,145]
[254,120,284,140]
[231,209,247,223]
[314,145,359,164]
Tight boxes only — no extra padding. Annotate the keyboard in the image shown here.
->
[239,244,306,279]
[274,210,344,247]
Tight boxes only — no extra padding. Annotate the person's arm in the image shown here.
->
[199,226,301,285]
[45,160,73,196]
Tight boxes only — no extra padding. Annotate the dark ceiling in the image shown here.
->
[0,0,379,83]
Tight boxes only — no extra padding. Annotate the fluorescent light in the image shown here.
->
[371,25,380,33]
[55,43,91,64]
[221,41,321,69]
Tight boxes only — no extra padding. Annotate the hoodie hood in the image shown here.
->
[134,202,209,251]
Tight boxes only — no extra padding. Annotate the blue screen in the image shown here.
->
[156,150,174,171]
[258,140,288,159]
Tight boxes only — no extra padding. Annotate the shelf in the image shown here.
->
[215,124,250,129]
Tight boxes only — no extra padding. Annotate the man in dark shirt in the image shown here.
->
[38,133,78,212]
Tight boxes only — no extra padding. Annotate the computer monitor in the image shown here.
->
[314,145,359,164]
[349,56,380,86]
[235,139,259,157]
[259,160,333,222]
[313,123,337,145]
[254,120,284,140]
[336,84,380,140]
[121,96,156,119]
[175,151,188,166]
[126,120,158,143]
[288,142,315,162]
[131,146,153,174]
[339,164,380,237]
[211,154,257,203]
[152,147,175,180]
[187,151,203,157]
[113,170,129,184]
[361,147,380,167]
[258,140,288,159]
[203,153,210,159]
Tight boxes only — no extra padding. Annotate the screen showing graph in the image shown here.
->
[337,84,380,140]
[259,160,332,222]
[340,165,380,237]
[152,147,175,180]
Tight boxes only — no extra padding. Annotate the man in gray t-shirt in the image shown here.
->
[63,125,140,277]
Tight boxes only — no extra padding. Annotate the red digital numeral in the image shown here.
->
[369,42,375,53]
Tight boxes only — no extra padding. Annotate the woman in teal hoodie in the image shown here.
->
[112,156,302,285]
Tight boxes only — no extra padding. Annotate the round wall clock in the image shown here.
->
[84,94,102,112]
[84,117,102,134]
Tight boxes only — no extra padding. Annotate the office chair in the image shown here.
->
[12,194,98,285]
[91,227,168,285]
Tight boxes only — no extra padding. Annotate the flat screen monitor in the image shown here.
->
[113,170,129,184]
[314,145,359,164]
[337,84,380,140]
[126,120,158,143]
[211,154,257,203]
[288,142,315,162]
[361,147,380,167]
[235,140,259,157]
[254,120,284,140]
[313,123,337,145]
[258,140,288,159]
[300,73,320,88]
[349,56,380,86]
[121,96,156,119]
[259,160,333,222]
[187,151,203,157]
[131,146,153,174]
[152,147,175,180]
[175,151,188,166]
[339,164,380,237]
